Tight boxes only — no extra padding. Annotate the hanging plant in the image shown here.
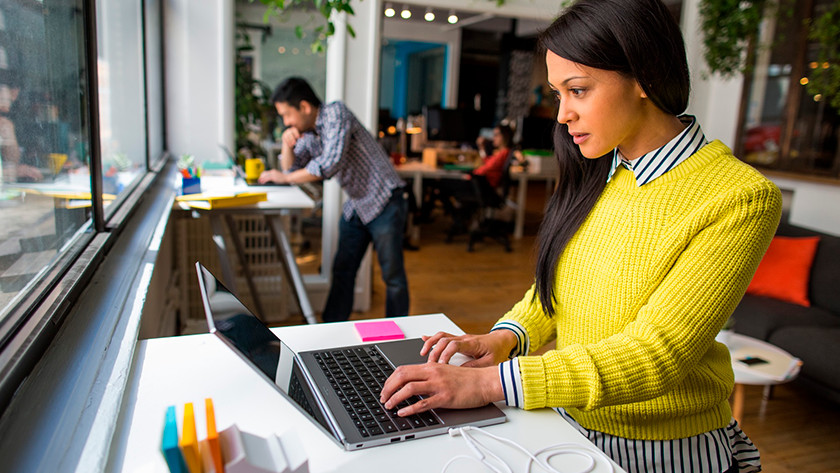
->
[804,2,840,109]
[698,0,769,77]
[254,0,357,53]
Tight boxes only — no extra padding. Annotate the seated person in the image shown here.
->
[0,73,42,182]
[473,124,513,189]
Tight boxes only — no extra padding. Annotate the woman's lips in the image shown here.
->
[572,133,589,145]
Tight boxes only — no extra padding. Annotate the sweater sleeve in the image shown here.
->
[516,180,782,411]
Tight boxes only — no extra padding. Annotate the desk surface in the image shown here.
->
[177,175,315,211]
[110,314,621,472]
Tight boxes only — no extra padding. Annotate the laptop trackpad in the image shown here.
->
[376,338,427,367]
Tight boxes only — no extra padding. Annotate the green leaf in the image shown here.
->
[347,24,356,38]
[295,25,304,39]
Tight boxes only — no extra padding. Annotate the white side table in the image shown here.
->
[717,331,802,420]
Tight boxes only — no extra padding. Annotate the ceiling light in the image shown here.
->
[401,5,411,19]
[424,7,435,22]
[447,10,458,24]
[384,3,395,17]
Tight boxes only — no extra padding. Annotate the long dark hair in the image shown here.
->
[534,0,690,317]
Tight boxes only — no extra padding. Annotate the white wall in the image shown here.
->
[164,0,234,164]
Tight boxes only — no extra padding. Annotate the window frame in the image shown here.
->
[0,0,166,415]
[734,0,840,181]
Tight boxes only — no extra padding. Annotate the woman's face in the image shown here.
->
[492,128,505,148]
[545,50,649,159]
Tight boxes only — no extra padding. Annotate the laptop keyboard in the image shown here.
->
[314,346,440,438]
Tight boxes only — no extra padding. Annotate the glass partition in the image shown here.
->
[96,0,147,207]
[0,0,91,322]
[738,0,840,178]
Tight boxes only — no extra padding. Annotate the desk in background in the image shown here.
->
[396,161,557,241]
[110,314,622,472]
[177,175,317,325]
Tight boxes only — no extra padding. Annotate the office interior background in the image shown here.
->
[0,0,837,470]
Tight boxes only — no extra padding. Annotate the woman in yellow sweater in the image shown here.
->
[381,0,781,471]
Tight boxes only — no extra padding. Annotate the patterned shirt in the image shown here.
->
[607,115,707,186]
[493,118,762,473]
[290,101,404,224]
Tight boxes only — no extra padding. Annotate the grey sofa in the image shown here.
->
[730,222,840,403]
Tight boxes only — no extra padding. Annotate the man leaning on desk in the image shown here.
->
[258,77,410,323]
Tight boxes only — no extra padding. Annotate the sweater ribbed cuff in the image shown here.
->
[491,320,529,358]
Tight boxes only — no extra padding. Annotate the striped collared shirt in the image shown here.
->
[290,101,404,224]
[607,115,707,186]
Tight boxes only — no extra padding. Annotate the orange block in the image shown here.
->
[205,398,224,473]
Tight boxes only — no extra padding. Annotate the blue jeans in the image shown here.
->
[322,188,410,322]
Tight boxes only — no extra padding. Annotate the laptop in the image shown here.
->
[218,144,289,187]
[195,262,506,450]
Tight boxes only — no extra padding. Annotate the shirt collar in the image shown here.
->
[607,115,707,186]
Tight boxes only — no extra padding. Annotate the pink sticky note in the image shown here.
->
[355,320,405,342]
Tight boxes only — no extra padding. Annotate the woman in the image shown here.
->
[473,124,513,189]
[380,0,781,471]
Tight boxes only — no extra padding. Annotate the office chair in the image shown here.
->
[462,152,516,252]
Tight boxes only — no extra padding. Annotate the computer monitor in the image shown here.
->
[518,116,556,151]
[423,106,478,144]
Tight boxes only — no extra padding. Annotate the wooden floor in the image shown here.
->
[346,186,840,472]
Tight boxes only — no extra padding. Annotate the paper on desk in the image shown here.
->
[176,191,267,209]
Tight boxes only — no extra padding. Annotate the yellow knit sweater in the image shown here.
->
[500,141,781,440]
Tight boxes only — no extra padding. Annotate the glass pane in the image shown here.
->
[789,0,840,175]
[96,0,146,204]
[740,0,840,177]
[0,2,90,319]
[741,11,799,167]
[145,0,164,163]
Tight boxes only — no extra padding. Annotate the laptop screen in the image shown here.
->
[196,262,332,433]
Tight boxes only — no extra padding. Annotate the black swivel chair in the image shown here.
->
[465,154,516,252]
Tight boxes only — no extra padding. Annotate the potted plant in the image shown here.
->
[235,29,275,168]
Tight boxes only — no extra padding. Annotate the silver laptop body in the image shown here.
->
[195,262,506,451]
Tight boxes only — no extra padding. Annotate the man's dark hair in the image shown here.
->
[533,0,690,317]
[270,77,322,109]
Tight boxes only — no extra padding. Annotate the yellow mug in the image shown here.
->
[244,158,265,183]
[48,153,68,175]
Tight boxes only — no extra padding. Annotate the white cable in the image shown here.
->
[443,426,616,473]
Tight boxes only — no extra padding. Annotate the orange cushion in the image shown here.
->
[746,236,820,307]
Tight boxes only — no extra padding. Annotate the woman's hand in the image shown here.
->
[420,330,517,367]
[379,364,503,416]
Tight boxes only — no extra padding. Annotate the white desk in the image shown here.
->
[110,314,622,472]
[178,175,317,324]
[396,162,556,240]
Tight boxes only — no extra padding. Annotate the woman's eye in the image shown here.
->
[570,88,585,96]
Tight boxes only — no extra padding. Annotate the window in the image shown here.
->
[0,0,163,413]
[0,1,92,324]
[737,0,840,178]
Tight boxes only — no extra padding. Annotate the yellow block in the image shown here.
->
[179,403,202,473]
